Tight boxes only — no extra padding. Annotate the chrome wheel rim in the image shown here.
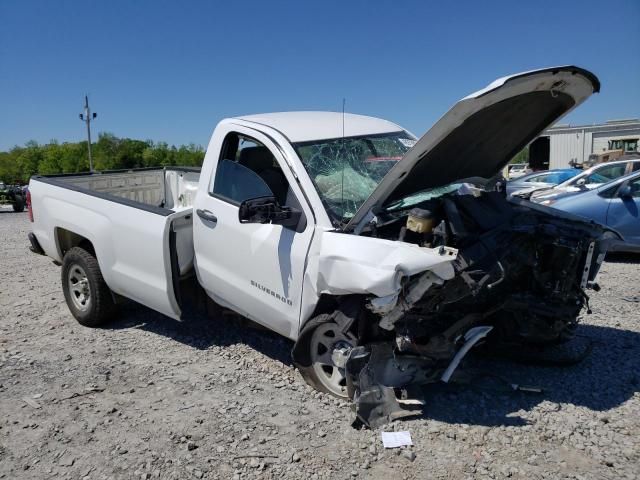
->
[310,323,353,398]
[68,264,91,312]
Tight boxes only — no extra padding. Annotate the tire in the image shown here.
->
[61,246,116,327]
[12,195,24,212]
[295,315,356,399]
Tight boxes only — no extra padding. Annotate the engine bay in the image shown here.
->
[344,187,609,427]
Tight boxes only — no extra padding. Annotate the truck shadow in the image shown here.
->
[605,252,640,263]
[421,323,640,427]
[109,300,640,428]
[110,300,295,367]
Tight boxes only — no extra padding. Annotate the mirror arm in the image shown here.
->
[238,196,302,229]
[273,208,302,227]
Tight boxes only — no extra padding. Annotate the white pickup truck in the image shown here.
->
[28,66,612,427]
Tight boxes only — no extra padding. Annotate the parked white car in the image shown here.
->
[28,66,612,427]
[507,163,531,179]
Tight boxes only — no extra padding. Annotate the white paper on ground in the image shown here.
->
[381,431,413,448]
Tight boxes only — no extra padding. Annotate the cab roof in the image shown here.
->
[234,111,405,143]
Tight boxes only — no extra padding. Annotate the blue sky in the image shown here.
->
[1,0,639,150]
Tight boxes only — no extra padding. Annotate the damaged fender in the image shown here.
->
[299,230,458,325]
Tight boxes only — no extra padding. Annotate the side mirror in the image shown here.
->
[575,178,587,187]
[238,196,302,228]
[618,185,632,198]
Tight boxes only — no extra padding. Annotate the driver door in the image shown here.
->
[193,127,314,339]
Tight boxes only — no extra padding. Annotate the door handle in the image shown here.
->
[196,209,217,223]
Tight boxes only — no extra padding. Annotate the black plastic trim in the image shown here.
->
[33,166,201,179]
[291,130,407,147]
[168,224,183,311]
[207,191,241,207]
[28,232,45,255]
[165,166,202,173]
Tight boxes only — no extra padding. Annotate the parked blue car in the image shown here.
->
[506,168,581,197]
[530,158,640,203]
[541,171,640,253]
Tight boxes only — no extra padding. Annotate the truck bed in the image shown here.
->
[33,167,201,214]
[29,167,201,320]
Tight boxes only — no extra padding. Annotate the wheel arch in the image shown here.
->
[55,228,121,303]
[292,295,364,368]
[55,227,96,258]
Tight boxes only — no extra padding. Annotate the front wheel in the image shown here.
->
[296,316,356,399]
[61,247,116,327]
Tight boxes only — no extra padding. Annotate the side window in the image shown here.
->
[587,165,626,184]
[212,160,273,203]
[599,184,619,198]
[629,177,640,198]
[601,177,640,199]
[212,133,290,206]
[526,174,550,183]
[632,162,640,172]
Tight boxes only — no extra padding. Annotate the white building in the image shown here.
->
[532,119,640,170]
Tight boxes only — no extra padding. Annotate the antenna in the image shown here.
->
[342,98,346,138]
[78,95,97,172]
[340,98,346,222]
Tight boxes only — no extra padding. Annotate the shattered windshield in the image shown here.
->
[294,132,416,222]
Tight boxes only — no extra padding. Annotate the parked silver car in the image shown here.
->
[507,168,581,197]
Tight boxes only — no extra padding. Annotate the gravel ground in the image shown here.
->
[1,207,639,480]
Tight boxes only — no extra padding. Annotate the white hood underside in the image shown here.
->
[345,66,600,232]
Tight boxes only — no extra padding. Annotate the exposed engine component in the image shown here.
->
[371,190,607,346]
[341,188,611,427]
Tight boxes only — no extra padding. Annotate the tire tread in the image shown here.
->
[12,195,24,212]
[61,247,116,327]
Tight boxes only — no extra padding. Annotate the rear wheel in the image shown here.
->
[61,247,116,327]
[12,195,24,212]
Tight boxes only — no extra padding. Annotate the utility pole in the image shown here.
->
[79,95,97,172]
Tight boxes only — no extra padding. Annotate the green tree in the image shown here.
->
[510,146,529,164]
[0,150,22,183]
[115,139,149,169]
[142,145,161,167]
[39,141,64,175]
[59,142,86,173]
[16,141,43,181]
[94,133,119,170]
[146,141,170,167]
[0,133,206,180]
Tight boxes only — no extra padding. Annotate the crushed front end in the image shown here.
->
[343,190,611,427]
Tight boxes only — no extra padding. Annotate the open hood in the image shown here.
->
[345,66,600,232]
